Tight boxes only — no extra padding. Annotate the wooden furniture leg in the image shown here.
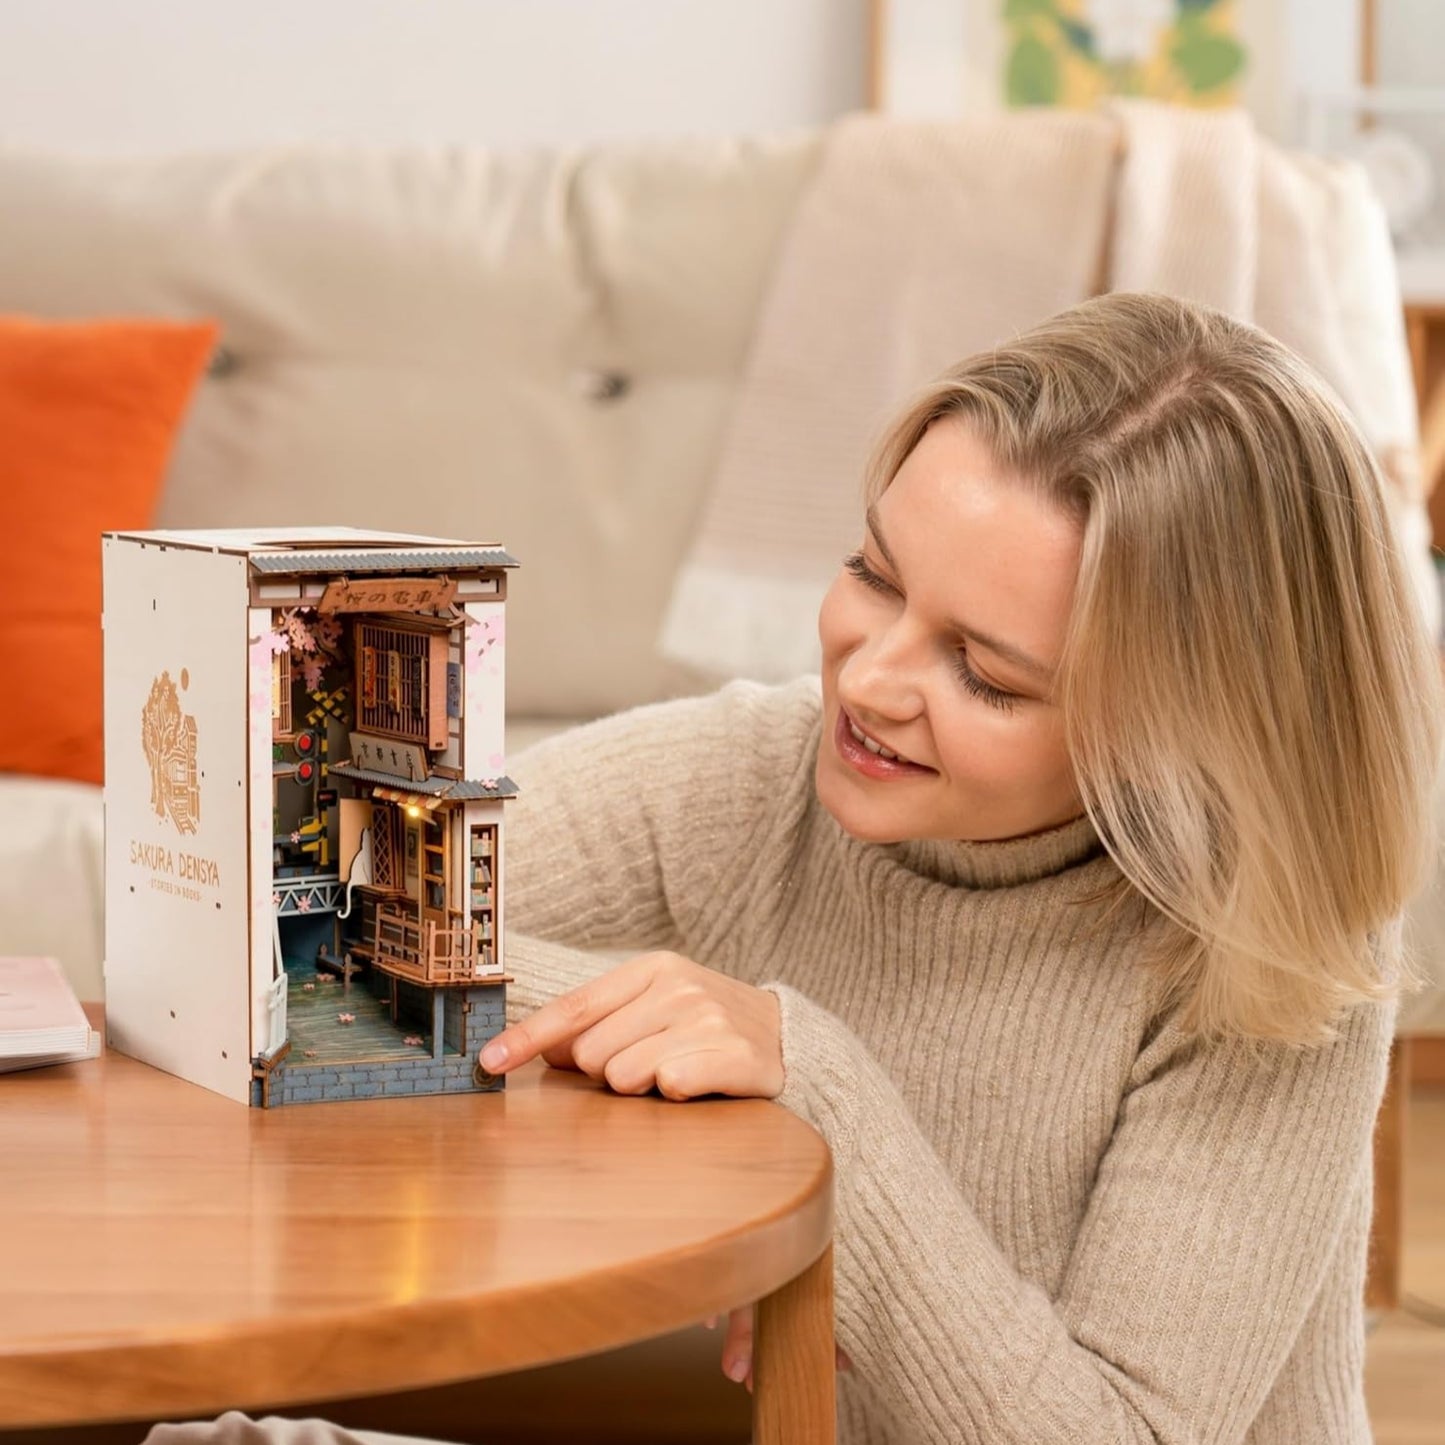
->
[1367,1037,1409,1312]
[754,1243,836,1445]
[1412,1036,1445,1087]
[1419,377,1445,505]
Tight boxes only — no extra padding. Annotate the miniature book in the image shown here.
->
[0,956,101,1074]
[101,528,516,1107]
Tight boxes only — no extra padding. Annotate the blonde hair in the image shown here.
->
[869,293,1442,1045]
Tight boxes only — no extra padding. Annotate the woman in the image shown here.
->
[157,293,1438,1445]
[480,292,1441,1443]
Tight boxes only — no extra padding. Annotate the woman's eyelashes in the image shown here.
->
[841,552,1019,714]
[951,654,1018,714]
[843,550,894,595]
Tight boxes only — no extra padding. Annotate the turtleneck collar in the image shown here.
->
[879,812,1104,890]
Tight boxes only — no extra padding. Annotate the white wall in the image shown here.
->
[2,1,1422,161]
[1378,0,1445,86]
[0,0,869,155]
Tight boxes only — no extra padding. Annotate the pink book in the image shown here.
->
[0,956,99,1070]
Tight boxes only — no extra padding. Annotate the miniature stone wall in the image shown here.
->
[445,984,507,1055]
[251,983,507,1107]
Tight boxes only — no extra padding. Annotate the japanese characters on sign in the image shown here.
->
[347,732,430,782]
[319,576,458,615]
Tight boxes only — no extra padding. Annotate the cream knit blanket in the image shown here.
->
[658,101,1436,679]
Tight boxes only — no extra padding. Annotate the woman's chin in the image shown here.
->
[816,765,917,843]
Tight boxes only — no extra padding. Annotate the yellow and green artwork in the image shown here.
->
[1003,0,1246,109]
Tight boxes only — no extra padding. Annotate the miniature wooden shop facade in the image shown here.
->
[102,528,517,1107]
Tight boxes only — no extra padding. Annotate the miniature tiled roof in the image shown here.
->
[249,547,518,575]
[433,777,521,800]
[330,761,519,801]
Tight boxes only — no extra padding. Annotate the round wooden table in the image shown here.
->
[0,1034,834,1443]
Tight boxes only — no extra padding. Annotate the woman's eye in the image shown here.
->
[843,551,895,594]
[954,654,1019,714]
[843,551,1020,714]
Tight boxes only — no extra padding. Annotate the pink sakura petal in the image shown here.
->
[338,1012,355,1024]
[302,982,316,991]
[303,1049,318,1058]
[284,613,317,652]
[296,896,312,912]
[271,892,281,907]
[290,831,302,844]
[404,1035,424,1046]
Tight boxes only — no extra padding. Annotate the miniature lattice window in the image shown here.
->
[354,622,449,748]
[271,651,292,736]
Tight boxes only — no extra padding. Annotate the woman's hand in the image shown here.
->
[705,1307,853,1391]
[478,951,785,1100]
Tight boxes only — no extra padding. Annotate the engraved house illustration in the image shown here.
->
[102,529,517,1108]
[142,669,201,836]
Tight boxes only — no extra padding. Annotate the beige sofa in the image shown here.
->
[1,125,1443,1028]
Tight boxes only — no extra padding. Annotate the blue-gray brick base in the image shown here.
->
[251,980,507,1108]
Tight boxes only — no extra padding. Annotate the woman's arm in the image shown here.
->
[762,982,1391,1444]
[501,678,820,1017]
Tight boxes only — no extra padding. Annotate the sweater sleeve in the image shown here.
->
[762,981,1392,1444]
[501,678,820,1018]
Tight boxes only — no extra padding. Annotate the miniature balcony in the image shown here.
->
[373,901,497,986]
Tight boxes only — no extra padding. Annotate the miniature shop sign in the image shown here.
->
[319,576,457,615]
[348,732,430,782]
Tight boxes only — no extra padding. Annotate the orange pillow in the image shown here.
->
[0,315,219,785]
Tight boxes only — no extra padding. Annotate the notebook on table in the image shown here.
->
[0,956,101,1074]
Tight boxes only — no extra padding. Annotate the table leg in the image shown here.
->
[753,1242,836,1445]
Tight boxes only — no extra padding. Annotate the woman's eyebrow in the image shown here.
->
[864,504,1054,681]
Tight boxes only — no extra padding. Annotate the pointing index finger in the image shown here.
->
[478,962,648,1073]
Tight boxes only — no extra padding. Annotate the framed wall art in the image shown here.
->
[867,0,1355,142]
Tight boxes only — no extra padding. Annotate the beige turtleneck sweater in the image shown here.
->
[500,677,1391,1445]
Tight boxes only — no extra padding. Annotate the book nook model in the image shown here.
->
[101,529,517,1107]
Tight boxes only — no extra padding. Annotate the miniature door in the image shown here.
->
[421,813,448,930]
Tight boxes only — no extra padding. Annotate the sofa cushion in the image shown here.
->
[0,774,105,1001]
[0,313,217,784]
[0,140,819,719]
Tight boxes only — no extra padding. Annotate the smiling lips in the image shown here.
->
[834,708,932,778]
[848,715,907,761]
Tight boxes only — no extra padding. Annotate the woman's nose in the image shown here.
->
[838,631,926,724]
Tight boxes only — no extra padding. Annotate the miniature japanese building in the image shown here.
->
[102,528,517,1107]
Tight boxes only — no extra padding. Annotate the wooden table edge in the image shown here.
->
[1,1121,833,1428]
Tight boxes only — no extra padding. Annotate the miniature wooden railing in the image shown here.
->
[374,903,496,985]
[373,903,424,982]
[427,910,497,982]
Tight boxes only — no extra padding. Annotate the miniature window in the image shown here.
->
[271,651,292,735]
[371,806,400,891]
[355,622,448,748]
[468,823,498,969]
